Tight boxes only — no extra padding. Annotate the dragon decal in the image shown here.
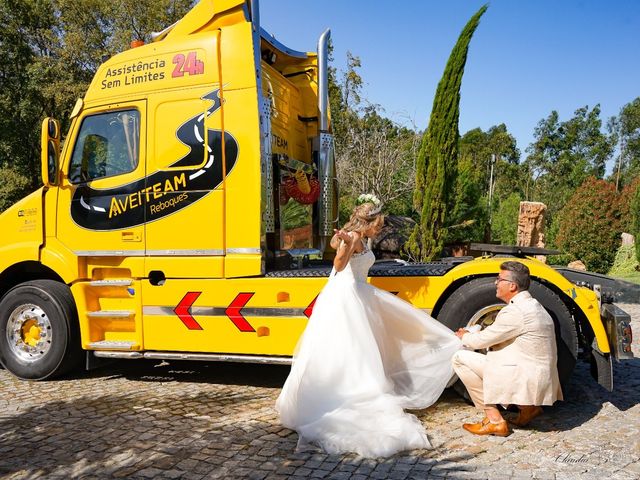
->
[70,89,238,230]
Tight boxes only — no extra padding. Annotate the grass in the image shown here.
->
[609,271,640,285]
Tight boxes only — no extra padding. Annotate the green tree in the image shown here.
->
[337,108,419,213]
[0,0,193,210]
[555,177,624,273]
[524,106,615,219]
[446,151,487,243]
[633,184,640,263]
[328,47,362,152]
[330,52,419,221]
[459,124,520,190]
[619,178,640,232]
[617,178,640,263]
[0,167,31,212]
[458,124,523,241]
[608,97,640,189]
[491,192,521,245]
[0,0,57,189]
[406,4,487,261]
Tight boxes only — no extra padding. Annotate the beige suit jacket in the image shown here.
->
[461,290,563,405]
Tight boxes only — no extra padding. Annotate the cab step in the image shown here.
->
[88,340,138,350]
[86,310,134,318]
[89,279,133,287]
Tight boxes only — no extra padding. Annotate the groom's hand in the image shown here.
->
[455,328,468,339]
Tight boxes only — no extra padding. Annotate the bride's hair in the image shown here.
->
[342,202,384,234]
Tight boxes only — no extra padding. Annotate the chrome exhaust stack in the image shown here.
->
[316,29,338,247]
[318,29,330,132]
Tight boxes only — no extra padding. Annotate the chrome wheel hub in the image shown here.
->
[6,304,52,362]
[467,304,504,330]
[465,304,504,354]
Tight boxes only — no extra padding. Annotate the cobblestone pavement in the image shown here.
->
[1,304,638,480]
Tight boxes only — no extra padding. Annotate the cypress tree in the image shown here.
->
[406,5,487,261]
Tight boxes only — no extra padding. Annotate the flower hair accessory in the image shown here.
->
[356,193,383,215]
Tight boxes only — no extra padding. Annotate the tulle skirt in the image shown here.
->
[276,272,462,458]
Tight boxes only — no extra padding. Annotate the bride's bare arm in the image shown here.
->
[333,230,361,272]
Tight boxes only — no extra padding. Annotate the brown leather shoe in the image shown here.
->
[511,406,543,427]
[462,417,510,436]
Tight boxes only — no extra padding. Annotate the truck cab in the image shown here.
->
[0,0,337,379]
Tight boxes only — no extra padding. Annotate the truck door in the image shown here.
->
[57,102,147,258]
[140,88,239,353]
[143,88,236,278]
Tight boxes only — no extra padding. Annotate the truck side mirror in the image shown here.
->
[41,117,61,186]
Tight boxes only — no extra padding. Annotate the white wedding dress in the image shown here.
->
[276,244,462,458]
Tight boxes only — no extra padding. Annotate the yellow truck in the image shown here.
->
[0,0,633,393]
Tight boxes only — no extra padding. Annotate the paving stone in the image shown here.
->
[159,470,184,479]
[326,472,352,480]
[309,470,331,479]
[293,467,312,476]
[136,467,165,478]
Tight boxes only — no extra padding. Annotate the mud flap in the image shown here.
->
[85,351,117,371]
[590,342,613,391]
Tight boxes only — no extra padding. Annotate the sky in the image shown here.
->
[260,0,640,171]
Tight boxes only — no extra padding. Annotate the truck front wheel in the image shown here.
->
[0,280,82,380]
[437,277,578,398]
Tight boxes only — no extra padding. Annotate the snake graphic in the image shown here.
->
[70,89,238,230]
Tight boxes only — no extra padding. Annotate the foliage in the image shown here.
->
[446,152,488,243]
[340,51,363,110]
[608,243,639,277]
[405,4,487,261]
[0,0,193,210]
[607,241,640,285]
[0,0,56,188]
[619,177,640,232]
[490,192,521,245]
[545,213,563,251]
[524,106,615,221]
[330,53,419,222]
[328,46,358,146]
[336,107,419,211]
[608,97,640,189]
[609,270,640,285]
[555,177,624,273]
[0,167,31,211]
[457,124,523,242]
[459,124,520,195]
[632,183,640,263]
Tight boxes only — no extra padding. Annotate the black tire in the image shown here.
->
[437,277,578,399]
[0,280,82,380]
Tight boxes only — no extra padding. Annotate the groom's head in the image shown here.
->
[495,261,530,302]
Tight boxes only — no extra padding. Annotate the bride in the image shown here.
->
[276,195,462,458]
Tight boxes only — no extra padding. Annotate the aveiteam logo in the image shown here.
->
[70,89,238,230]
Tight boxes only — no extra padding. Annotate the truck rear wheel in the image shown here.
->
[0,280,82,380]
[437,277,578,400]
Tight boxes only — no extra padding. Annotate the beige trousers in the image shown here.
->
[452,350,494,410]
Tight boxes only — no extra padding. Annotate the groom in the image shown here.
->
[452,261,563,436]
